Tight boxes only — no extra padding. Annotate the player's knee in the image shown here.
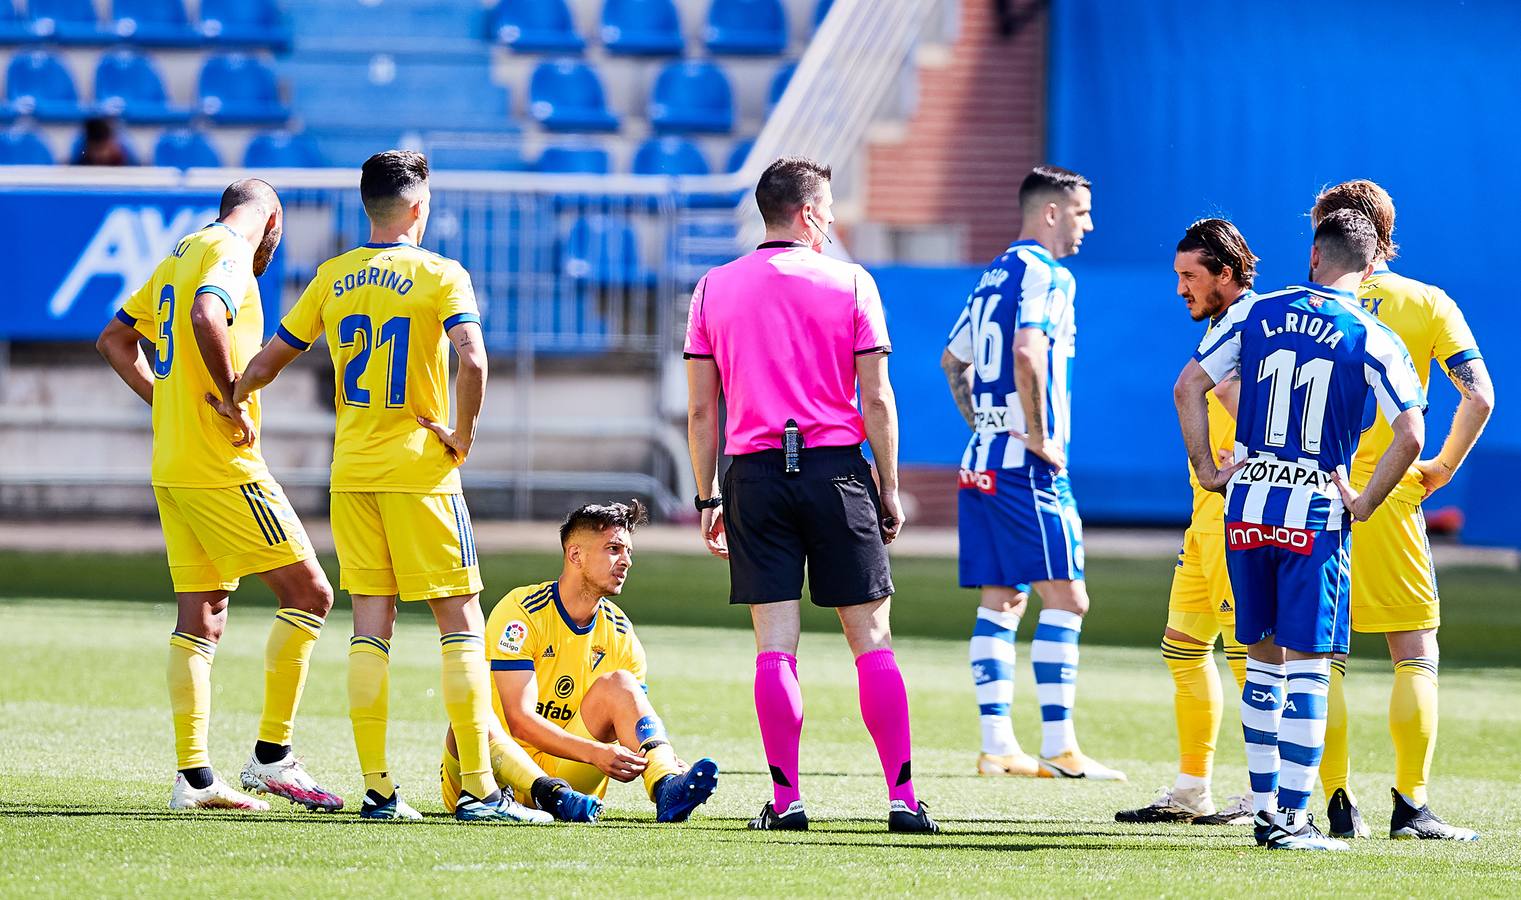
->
[594,669,642,697]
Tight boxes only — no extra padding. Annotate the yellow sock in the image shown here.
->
[1222,638,1248,694]
[257,609,323,747]
[439,632,495,800]
[168,632,217,770]
[641,743,683,800]
[1162,638,1220,780]
[348,635,394,797]
[440,742,463,813]
[1321,658,1351,796]
[1391,657,1439,807]
[490,731,547,799]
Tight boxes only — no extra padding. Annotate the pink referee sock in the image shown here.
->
[855,647,917,808]
[754,651,804,814]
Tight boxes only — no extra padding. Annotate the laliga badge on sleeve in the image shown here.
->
[499,621,528,654]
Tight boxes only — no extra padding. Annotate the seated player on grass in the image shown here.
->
[442,500,719,822]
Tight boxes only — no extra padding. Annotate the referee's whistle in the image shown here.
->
[783,419,803,475]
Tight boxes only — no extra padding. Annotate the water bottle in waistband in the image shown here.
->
[783,419,803,475]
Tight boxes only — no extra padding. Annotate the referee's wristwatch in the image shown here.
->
[694,494,723,510]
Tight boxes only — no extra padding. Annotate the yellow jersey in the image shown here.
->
[485,581,646,736]
[1187,390,1237,534]
[1352,265,1480,503]
[278,241,481,493]
[117,222,270,488]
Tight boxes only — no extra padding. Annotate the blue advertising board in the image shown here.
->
[0,189,283,339]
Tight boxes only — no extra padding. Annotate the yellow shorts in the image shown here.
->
[330,491,483,602]
[527,714,610,799]
[1165,527,1240,646]
[153,479,314,593]
[1350,494,1438,633]
[440,714,607,813]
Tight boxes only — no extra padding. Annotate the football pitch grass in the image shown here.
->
[2,553,1519,897]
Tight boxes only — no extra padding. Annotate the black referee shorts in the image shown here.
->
[722,446,894,608]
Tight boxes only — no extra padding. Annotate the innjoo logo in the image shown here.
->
[957,468,997,495]
[1227,523,1316,556]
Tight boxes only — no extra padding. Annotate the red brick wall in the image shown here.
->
[864,1,1047,263]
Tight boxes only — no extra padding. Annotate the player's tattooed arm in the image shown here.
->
[1212,369,1241,419]
[1413,358,1495,499]
[1013,328,1063,468]
[940,348,975,428]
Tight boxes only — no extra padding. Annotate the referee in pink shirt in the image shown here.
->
[685,157,937,834]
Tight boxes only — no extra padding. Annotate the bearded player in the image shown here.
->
[96,179,341,812]
[1310,181,1493,841]
[1117,218,1256,825]
[443,501,719,822]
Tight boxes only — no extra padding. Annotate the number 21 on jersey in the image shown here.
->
[338,314,411,408]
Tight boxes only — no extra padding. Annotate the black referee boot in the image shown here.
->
[748,800,808,831]
[888,800,941,834]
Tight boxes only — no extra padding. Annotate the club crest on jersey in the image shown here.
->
[1227,523,1316,556]
[498,620,527,654]
[590,645,607,671]
[958,468,997,495]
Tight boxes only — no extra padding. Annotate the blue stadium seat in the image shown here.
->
[0,102,11,125]
[0,127,53,163]
[428,143,530,171]
[490,0,584,53]
[536,145,609,173]
[2,2,39,44]
[563,215,650,287]
[601,0,684,56]
[705,0,787,55]
[198,54,289,124]
[633,136,708,176]
[814,0,834,27]
[243,129,323,167]
[94,50,190,124]
[529,61,619,133]
[153,127,221,169]
[649,60,733,134]
[5,51,87,121]
[767,60,795,110]
[199,0,291,49]
[27,0,106,43]
[111,0,199,46]
[725,137,754,172]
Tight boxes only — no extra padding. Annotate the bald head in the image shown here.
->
[219,178,280,219]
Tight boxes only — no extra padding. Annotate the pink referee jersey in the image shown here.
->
[683,243,892,456]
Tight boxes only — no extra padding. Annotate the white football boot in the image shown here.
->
[170,773,271,811]
[240,754,344,811]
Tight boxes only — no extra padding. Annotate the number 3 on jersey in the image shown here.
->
[338,314,411,408]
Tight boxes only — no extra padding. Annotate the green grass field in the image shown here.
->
[2,552,1519,897]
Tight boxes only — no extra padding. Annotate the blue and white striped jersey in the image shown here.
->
[946,240,1076,472]
[1194,284,1424,531]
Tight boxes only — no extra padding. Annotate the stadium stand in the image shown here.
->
[94,50,190,124]
[633,136,709,176]
[1,2,33,44]
[814,0,834,26]
[25,0,106,44]
[198,53,288,124]
[490,0,585,53]
[530,59,620,132]
[564,214,651,287]
[152,126,219,168]
[538,144,611,173]
[243,128,323,168]
[111,0,201,47]
[5,49,86,120]
[0,125,51,163]
[649,60,734,134]
[198,0,292,50]
[602,0,687,56]
[767,59,795,110]
[705,0,789,55]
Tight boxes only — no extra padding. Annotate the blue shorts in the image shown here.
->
[957,465,1084,588]
[1225,523,1351,654]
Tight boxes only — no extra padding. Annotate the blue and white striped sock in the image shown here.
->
[1031,608,1082,758]
[1277,658,1330,826]
[1242,659,1287,815]
[970,607,1020,756]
